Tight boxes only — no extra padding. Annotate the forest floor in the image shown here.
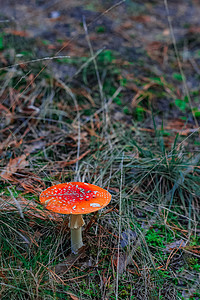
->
[0,1,200,299]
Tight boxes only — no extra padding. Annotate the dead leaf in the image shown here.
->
[5,29,29,37]
[163,28,170,36]
[165,119,194,135]
[120,20,133,29]
[84,126,101,138]
[188,26,200,34]
[131,15,152,23]
[0,195,62,221]
[57,149,91,167]
[69,131,88,143]
[1,154,29,181]
[165,239,186,253]
[67,293,79,300]
[146,41,167,63]
[18,173,45,194]
[112,252,132,274]
[71,88,95,107]
[131,82,157,107]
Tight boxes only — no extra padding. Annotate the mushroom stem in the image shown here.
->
[69,214,85,254]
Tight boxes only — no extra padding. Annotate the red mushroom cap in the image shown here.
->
[40,182,112,215]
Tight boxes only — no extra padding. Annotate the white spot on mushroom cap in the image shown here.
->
[90,203,101,208]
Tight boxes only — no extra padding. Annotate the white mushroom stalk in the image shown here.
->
[69,214,85,254]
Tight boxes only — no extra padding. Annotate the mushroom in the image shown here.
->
[40,182,112,254]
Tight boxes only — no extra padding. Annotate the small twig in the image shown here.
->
[165,240,183,270]
[0,56,70,71]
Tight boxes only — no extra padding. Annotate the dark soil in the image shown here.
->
[1,0,200,128]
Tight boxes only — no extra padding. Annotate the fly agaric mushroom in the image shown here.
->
[40,182,111,254]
